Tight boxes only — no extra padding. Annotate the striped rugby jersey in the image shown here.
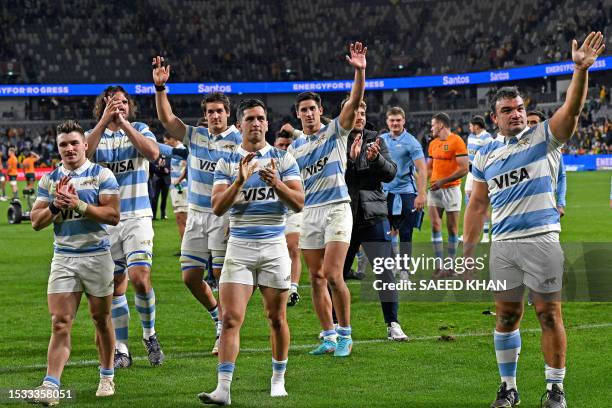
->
[467,130,493,163]
[91,122,155,219]
[472,121,562,241]
[184,125,242,212]
[36,160,119,255]
[288,118,350,208]
[214,144,301,241]
[165,142,187,191]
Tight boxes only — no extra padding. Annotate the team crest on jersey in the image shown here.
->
[80,177,96,186]
[517,137,530,146]
[221,144,237,151]
[443,144,449,151]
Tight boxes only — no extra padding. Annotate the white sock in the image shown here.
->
[545,364,565,391]
[271,358,288,397]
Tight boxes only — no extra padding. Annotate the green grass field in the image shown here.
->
[0,172,610,407]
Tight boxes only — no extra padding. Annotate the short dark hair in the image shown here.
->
[56,120,85,137]
[93,85,136,122]
[469,115,486,129]
[201,92,230,114]
[294,92,321,112]
[432,112,451,128]
[236,99,267,122]
[526,110,547,122]
[489,86,523,114]
[386,106,406,119]
[276,130,292,140]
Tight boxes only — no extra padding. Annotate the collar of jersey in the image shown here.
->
[61,159,92,176]
[389,130,408,140]
[237,143,272,157]
[304,123,328,140]
[104,127,126,136]
[498,126,530,143]
[211,124,238,139]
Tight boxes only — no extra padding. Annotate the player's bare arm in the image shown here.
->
[259,159,304,212]
[338,42,367,131]
[30,177,69,231]
[431,155,469,191]
[153,55,187,139]
[462,180,490,256]
[414,158,428,210]
[85,95,123,158]
[549,31,605,143]
[115,113,159,161]
[212,153,257,216]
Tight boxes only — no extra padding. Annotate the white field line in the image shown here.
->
[2,322,610,373]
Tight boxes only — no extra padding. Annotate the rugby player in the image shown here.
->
[275,129,305,306]
[463,32,605,408]
[86,86,163,367]
[29,120,120,403]
[162,133,188,240]
[0,151,7,201]
[289,42,367,357]
[6,147,19,198]
[427,112,469,275]
[465,115,493,242]
[199,99,304,405]
[23,151,40,190]
[153,56,242,355]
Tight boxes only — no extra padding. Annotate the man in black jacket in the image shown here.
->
[342,98,408,341]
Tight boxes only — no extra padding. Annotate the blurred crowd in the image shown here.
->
[0,0,609,83]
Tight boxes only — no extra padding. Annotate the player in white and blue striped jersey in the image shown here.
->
[463,31,605,408]
[288,42,367,357]
[161,133,188,240]
[153,56,241,355]
[85,86,163,368]
[465,115,493,241]
[197,99,304,405]
[30,120,120,401]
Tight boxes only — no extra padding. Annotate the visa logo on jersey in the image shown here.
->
[241,187,276,201]
[199,159,217,172]
[304,156,329,177]
[492,168,530,189]
[59,208,84,221]
[104,159,136,174]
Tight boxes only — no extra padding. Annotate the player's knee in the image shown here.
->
[326,273,345,289]
[266,311,286,332]
[536,309,562,330]
[497,312,521,330]
[91,311,112,331]
[310,272,326,287]
[51,314,74,335]
[222,311,244,331]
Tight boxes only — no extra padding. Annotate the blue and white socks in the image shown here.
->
[43,374,60,389]
[494,329,521,390]
[112,295,130,354]
[208,305,221,337]
[271,358,288,397]
[135,289,156,340]
[545,364,565,391]
[206,362,234,404]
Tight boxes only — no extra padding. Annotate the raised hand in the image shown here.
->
[100,95,122,126]
[350,134,363,160]
[259,159,279,187]
[346,42,367,70]
[366,138,381,161]
[237,153,257,185]
[152,56,171,85]
[572,31,605,71]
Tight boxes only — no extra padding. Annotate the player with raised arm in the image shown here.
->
[198,99,304,405]
[85,86,163,368]
[463,32,604,408]
[153,56,242,355]
[289,42,366,357]
[29,120,120,404]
